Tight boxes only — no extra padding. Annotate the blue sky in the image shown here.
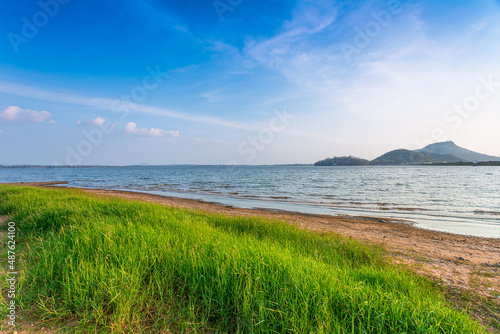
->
[1,0,500,165]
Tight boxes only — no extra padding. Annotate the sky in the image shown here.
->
[1,0,500,165]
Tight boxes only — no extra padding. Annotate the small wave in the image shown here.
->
[474,210,500,216]
[76,179,104,182]
[394,207,423,212]
[377,207,426,212]
[308,194,337,199]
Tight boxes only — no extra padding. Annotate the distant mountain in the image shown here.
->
[370,149,462,165]
[314,141,500,166]
[415,141,500,162]
[315,156,370,166]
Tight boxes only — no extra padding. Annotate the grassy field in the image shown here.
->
[0,185,486,333]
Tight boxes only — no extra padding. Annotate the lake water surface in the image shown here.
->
[1,165,499,238]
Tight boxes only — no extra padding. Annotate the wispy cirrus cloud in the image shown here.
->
[121,0,193,36]
[124,122,179,137]
[243,0,341,89]
[0,81,255,130]
[0,105,53,123]
[200,90,227,103]
[209,139,230,145]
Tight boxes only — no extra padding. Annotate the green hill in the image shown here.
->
[370,149,463,165]
[314,156,370,166]
[314,141,498,166]
[370,149,431,165]
[415,141,500,162]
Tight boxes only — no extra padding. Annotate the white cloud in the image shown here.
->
[124,122,138,134]
[0,130,3,134]
[77,117,119,130]
[124,122,179,137]
[92,116,105,126]
[0,106,53,123]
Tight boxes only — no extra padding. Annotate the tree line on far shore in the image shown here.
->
[314,156,370,166]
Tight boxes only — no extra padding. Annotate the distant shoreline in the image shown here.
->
[1,162,500,168]
[0,164,314,168]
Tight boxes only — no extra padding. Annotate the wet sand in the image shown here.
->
[4,181,500,330]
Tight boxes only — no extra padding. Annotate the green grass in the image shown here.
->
[0,185,486,333]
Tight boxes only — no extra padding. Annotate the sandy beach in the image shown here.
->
[5,182,500,330]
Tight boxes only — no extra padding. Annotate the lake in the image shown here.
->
[1,165,499,238]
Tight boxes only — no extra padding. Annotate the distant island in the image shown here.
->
[315,156,370,166]
[315,141,500,166]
